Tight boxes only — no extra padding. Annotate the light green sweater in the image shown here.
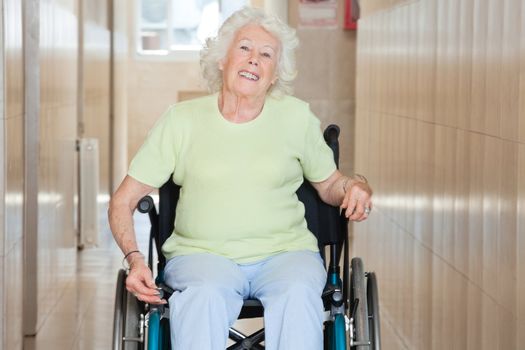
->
[128,93,336,263]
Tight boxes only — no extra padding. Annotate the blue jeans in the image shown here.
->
[163,250,327,350]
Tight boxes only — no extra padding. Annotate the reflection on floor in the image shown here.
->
[24,204,147,350]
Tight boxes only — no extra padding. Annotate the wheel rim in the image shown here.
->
[113,269,127,350]
[349,257,370,349]
[367,272,381,350]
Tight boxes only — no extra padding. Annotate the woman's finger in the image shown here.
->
[345,197,358,218]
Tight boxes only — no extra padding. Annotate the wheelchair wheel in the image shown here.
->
[349,258,370,349]
[367,272,381,350]
[113,269,145,350]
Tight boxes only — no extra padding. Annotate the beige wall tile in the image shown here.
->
[355,0,525,348]
[497,141,518,315]
[518,144,525,349]
[4,241,23,350]
[453,130,470,276]
[457,0,474,131]
[480,136,500,300]
[112,0,130,189]
[467,133,483,287]
[470,0,489,135]
[520,0,525,145]
[37,0,80,335]
[499,0,521,142]
[80,0,111,194]
[4,116,24,253]
[415,0,436,123]
[2,1,24,348]
[451,269,469,350]
[4,0,23,120]
[483,0,503,136]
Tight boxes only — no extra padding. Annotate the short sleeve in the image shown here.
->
[300,110,337,182]
[128,107,179,188]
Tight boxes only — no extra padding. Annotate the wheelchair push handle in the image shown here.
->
[323,124,340,168]
[137,195,154,213]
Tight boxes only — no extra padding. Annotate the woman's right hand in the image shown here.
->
[125,258,167,305]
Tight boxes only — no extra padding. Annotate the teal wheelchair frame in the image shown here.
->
[112,125,381,350]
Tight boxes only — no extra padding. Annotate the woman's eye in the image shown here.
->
[262,52,272,58]
[240,45,249,51]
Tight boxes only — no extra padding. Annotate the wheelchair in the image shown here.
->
[112,125,381,350]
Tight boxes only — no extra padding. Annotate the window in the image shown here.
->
[138,0,249,57]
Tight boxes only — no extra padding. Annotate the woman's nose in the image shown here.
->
[248,56,258,66]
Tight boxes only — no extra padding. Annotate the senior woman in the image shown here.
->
[109,7,372,350]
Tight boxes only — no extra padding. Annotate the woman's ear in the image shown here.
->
[218,59,225,71]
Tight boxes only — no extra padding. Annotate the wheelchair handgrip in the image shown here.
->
[323,124,340,167]
[137,195,154,213]
[323,124,340,144]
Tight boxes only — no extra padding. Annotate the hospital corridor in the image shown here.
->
[1,0,525,349]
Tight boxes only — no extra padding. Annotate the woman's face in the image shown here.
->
[220,24,280,99]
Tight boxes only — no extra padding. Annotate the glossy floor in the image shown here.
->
[24,203,125,350]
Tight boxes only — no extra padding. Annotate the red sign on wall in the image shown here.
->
[344,0,359,30]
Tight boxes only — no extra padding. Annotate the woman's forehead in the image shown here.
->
[234,24,280,49]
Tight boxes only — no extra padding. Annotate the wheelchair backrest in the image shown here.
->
[156,124,345,267]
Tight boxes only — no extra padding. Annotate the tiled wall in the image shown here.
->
[38,0,79,335]
[354,0,525,348]
[112,0,130,189]
[2,1,24,348]
[80,0,111,195]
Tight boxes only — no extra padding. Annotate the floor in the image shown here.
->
[23,204,141,350]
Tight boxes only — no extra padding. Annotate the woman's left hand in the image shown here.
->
[312,170,373,221]
[341,179,373,221]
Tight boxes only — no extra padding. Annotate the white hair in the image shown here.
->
[200,7,299,98]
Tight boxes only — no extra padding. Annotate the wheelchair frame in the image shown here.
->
[112,125,381,350]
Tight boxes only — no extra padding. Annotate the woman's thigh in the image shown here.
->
[249,250,327,298]
[164,253,249,295]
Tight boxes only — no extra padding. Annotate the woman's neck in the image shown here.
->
[218,90,266,123]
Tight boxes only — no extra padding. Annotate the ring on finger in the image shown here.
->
[364,207,371,215]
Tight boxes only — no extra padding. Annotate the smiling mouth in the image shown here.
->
[239,71,259,81]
